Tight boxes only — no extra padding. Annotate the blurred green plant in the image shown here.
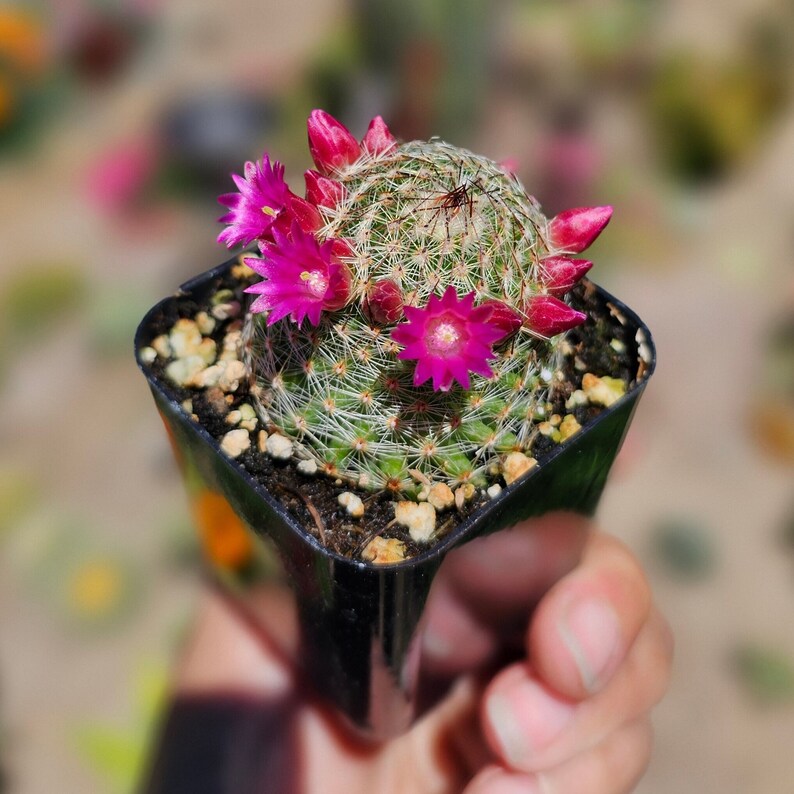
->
[733,644,794,705]
[648,51,788,184]
[651,517,715,581]
[1,263,84,338]
[73,660,169,794]
[0,468,37,537]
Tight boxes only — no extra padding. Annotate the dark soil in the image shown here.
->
[141,267,643,560]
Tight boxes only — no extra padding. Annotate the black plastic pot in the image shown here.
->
[135,256,656,739]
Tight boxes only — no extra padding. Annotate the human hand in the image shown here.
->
[145,514,672,794]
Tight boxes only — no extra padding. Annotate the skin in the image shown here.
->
[145,515,673,794]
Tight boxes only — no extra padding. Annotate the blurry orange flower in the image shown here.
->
[0,8,47,75]
[192,490,253,569]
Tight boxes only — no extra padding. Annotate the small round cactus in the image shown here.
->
[218,110,612,492]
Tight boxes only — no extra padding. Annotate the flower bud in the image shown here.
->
[549,206,612,254]
[361,115,397,155]
[324,262,352,311]
[286,194,323,233]
[540,256,593,297]
[304,169,346,209]
[525,295,587,337]
[307,109,361,174]
[363,279,404,325]
[479,299,522,341]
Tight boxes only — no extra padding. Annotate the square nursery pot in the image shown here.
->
[136,254,656,740]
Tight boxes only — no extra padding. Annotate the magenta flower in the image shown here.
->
[307,109,361,175]
[244,222,351,326]
[217,155,291,248]
[548,206,613,254]
[525,295,586,337]
[391,287,503,391]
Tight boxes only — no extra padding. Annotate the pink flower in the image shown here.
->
[525,295,586,337]
[244,222,351,326]
[217,155,291,248]
[304,169,346,209]
[548,206,612,254]
[391,287,503,391]
[540,256,593,296]
[361,115,397,155]
[307,109,361,175]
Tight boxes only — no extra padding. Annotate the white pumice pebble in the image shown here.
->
[257,430,268,453]
[502,452,537,485]
[265,433,293,460]
[165,356,206,387]
[582,373,626,407]
[297,458,318,475]
[220,429,250,458]
[151,334,172,359]
[427,483,455,512]
[559,414,581,441]
[196,311,216,335]
[218,360,247,392]
[361,537,407,564]
[169,319,203,358]
[338,492,365,519]
[394,501,436,543]
[139,346,157,364]
[565,389,589,409]
[487,484,502,499]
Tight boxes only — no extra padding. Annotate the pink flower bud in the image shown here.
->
[323,262,352,311]
[286,194,323,233]
[304,169,346,209]
[479,299,522,341]
[307,109,361,175]
[363,279,404,325]
[330,237,355,259]
[549,206,613,254]
[525,295,587,337]
[361,115,397,155]
[498,157,519,177]
[540,256,593,297]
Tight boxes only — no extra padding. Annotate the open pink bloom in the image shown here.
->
[525,295,586,337]
[549,205,612,254]
[307,110,361,175]
[217,155,291,248]
[540,256,593,297]
[361,115,397,155]
[244,222,351,326]
[391,287,503,391]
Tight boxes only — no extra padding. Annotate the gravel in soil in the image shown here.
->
[139,266,644,561]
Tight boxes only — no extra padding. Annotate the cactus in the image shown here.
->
[219,111,611,493]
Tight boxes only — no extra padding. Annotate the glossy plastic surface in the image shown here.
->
[136,257,656,738]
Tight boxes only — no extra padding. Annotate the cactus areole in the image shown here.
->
[220,110,613,494]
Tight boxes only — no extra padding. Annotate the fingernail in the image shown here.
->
[486,678,575,766]
[559,597,622,693]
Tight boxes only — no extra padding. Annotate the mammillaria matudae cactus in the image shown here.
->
[218,110,612,493]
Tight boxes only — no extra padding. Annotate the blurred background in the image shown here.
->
[0,0,793,791]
